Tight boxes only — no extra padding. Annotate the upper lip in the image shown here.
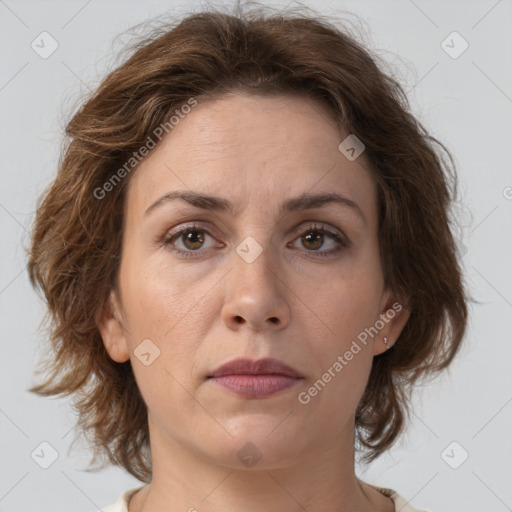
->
[208,357,302,378]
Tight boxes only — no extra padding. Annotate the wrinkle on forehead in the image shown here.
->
[126,92,376,231]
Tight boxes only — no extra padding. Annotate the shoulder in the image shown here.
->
[101,487,144,512]
[366,483,432,512]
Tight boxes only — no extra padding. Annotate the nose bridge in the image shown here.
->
[231,194,278,273]
[233,231,279,296]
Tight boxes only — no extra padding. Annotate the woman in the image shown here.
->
[27,5,468,512]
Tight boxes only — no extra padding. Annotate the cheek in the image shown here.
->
[118,251,208,391]
[120,265,204,424]
[119,245,197,337]
[300,317,375,433]
[300,265,382,408]
[314,264,383,347]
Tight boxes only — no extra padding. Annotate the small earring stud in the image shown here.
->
[384,336,389,349]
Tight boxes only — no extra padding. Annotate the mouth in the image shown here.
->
[207,357,303,399]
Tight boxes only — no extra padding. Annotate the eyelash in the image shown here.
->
[161,222,348,259]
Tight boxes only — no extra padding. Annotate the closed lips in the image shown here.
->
[208,357,302,378]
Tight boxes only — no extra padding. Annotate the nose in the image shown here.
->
[220,240,291,333]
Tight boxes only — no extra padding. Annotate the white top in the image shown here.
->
[101,484,430,511]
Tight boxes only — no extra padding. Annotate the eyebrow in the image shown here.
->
[144,190,366,224]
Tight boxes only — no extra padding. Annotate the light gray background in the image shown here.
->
[1,1,511,511]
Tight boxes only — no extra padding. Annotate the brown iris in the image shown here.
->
[182,230,205,250]
[301,230,323,250]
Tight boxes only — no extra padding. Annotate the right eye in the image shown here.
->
[162,223,223,258]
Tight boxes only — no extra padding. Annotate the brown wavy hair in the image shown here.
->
[27,3,469,482]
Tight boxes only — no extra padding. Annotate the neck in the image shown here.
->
[129,416,394,512]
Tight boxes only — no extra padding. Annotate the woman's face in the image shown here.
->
[100,92,408,469]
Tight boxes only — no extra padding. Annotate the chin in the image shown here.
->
[198,421,309,470]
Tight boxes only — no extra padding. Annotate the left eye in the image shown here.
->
[163,223,346,258]
[290,225,345,254]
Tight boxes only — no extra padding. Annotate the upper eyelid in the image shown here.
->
[166,220,342,235]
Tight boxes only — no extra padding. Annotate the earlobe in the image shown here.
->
[97,291,130,363]
[373,295,411,356]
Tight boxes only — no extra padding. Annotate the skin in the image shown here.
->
[98,92,410,512]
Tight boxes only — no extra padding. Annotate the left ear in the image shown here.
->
[372,290,411,356]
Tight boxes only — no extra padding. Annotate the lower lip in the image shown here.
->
[209,375,301,398]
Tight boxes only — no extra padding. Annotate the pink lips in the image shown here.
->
[208,357,302,398]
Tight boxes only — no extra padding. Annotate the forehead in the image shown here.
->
[125,92,377,222]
